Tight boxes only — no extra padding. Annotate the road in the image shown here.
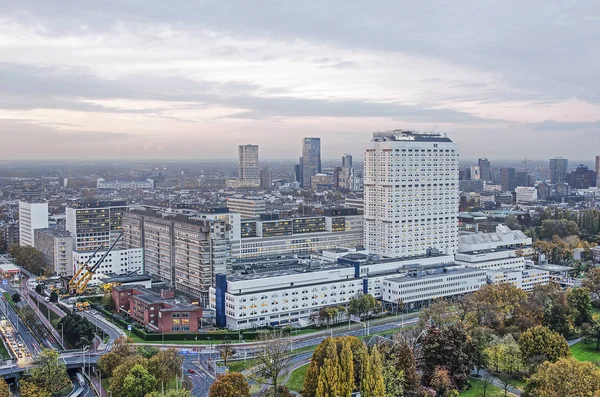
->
[0,286,41,355]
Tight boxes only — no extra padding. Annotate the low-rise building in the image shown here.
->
[96,178,155,190]
[112,286,203,333]
[515,187,538,203]
[226,197,266,219]
[73,248,143,286]
[34,228,74,277]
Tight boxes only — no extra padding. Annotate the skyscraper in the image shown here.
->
[18,202,49,247]
[549,157,568,184]
[596,156,600,187]
[301,137,321,188]
[238,144,259,186]
[259,168,273,190]
[342,154,353,168]
[364,130,459,258]
[478,158,492,181]
[499,167,516,191]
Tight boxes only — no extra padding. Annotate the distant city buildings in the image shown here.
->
[549,157,568,184]
[596,156,600,189]
[238,144,260,187]
[18,201,48,247]
[96,178,155,190]
[568,164,596,189]
[259,168,273,191]
[364,130,459,258]
[301,137,321,189]
[478,158,492,181]
[515,186,538,203]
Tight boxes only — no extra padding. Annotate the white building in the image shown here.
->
[486,268,549,291]
[72,248,143,286]
[345,198,364,212]
[18,202,48,247]
[226,197,266,219]
[96,178,155,190]
[515,187,538,203]
[238,144,260,187]
[457,225,532,253]
[364,130,459,258]
[34,228,74,277]
[382,268,487,305]
[470,166,481,180]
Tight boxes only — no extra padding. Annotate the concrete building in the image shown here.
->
[121,209,232,304]
[568,164,596,189]
[18,202,48,247]
[259,168,273,191]
[72,247,143,286]
[238,144,260,187]
[364,130,459,258]
[301,137,321,189]
[226,197,266,219]
[486,268,549,291]
[478,158,492,181]
[515,186,538,203]
[550,157,568,184]
[112,286,203,333]
[34,228,74,276]
[311,173,333,190]
[96,178,155,190]
[66,201,127,251]
[596,156,600,189]
[470,166,481,180]
[344,198,364,213]
[498,168,516,192]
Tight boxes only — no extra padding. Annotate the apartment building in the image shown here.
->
[66,201,127,251]
[34,228,74,276]
[18,202,48,247]
[238,145,260,187]
[364,130,459,258]
[122,209,232,304]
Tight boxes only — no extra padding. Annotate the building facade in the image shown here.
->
[96,179,155,190]
[72,248,143,285]
[18,202,48,247]
[478,158,492,181]
[34,228,74,276]
[515,186,538,203]
[66,201,127,251]
[226,197,266,219]
[550,157,568,184]
[364,130,459,258]
[238,144,260,187]
[301,137,321,189]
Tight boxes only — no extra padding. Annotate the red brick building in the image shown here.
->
[112,285,203,333]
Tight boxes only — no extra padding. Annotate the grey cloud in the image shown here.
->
[0,119,131,144]
[528,120,600,131]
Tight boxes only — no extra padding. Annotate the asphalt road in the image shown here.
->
[0,286,41,355]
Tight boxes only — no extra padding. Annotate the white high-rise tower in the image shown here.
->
[364,130,459,258]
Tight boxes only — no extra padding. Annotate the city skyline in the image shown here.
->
[1,1,599,160]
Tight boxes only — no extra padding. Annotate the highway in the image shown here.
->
[0,286,41,355]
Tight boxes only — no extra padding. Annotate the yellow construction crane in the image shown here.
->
[68,234,123,296]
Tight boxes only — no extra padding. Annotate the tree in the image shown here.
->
[430,367,452,396]
[148,348,184,385]
[261,386,294,397]
[137,345,160,359]
[379,335,420,396]
[102,293,116,311]
[0,378,9,397]
[148,390,192,397]
[348,293,377,321]
[419,298,457,328]
[208,372,251,397]
[470,327,492,375]
[542,290,573,337]
[361,345,385,397]
[522,357,600,397]
[120,364,157,397]
[339,338,355,397]
[498,377,515,397]
[217,340,236,367]
[57,313,95,349]
[35,284,43,294]
[583,268,600,303]
[518,325,570,368]
[582,314,600,350]
[8,245,47,275]
[49,290,58,303]
[253,332,291,395]
[568,287,592,327]
[20,379,51,397]
[421,325,474,391]
[480,374,494,397]
[316,339,342,397]
[99,336,136,376]
[11,292,20,304]
[382,362,404,397]
[109,356,149,397]
[29,349,70,395]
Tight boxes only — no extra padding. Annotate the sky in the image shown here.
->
[1,1,599,161]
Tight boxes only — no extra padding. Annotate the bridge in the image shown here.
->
[0,352,101,378]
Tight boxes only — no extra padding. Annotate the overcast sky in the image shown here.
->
[1,1,599,161]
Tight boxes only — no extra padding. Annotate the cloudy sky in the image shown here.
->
[1,1,599,161]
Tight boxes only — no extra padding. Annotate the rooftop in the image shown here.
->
[35,228,72,237]
[386,267,483,284]
[372,130,453,143]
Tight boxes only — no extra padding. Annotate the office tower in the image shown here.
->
[18,202,49,247]
[515,171,532,187]
[294,160,302,184]
[470,166,481,180]
[596,156,600,187]
[549,157,568,184]
[499,167,516,191]
[238,144,260,186]
[66,201,127,251]
[364,130,459,258]
[537,182,551,201]
[259,168,273,190]
[568,164,596,189]
[478,158,492,181]
[301,137,321,188]
[342,154,353,168]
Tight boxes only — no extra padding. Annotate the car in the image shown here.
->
[187,369,195,373]
[44,297,50,302]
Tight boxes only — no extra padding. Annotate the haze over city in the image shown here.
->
[1,1,599,160]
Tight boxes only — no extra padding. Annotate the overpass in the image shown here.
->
[0,352,101,378]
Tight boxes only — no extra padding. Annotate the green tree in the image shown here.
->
[316,339,341,397]
[57,313,95,349]
[20,379,51,397]
[137,346,160,359]
[348,293,377,321]
[583,268,600,303]
[29,349,70,396]
[208,372,250,397]
[147,390,192,397]
[102,293,116,311]
[35,284,43,294]
[522,357,600,397]
[0,378,9,397]
[148,348,184,385]
[518,325,570,368]
[99,336,136,376]
[582,314,600,350]
[120,364,156,397]
[12,292,20,304]
[217,340,236,367]
[253,332,291,394]
[339,339,355,397]
[109,356,149,397]
[567,287,592,326]
[8,245,47,275]
[49,290,58,303]
[383,336,420,396]
[542,291,573,337]
[470,327,493,375]
[382,362,404,397]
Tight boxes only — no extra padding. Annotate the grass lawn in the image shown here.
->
[496,374,526,391]
[0,341,10,360]
[570,341,600,364]
[286,364,308,393]
[460,378,513,397]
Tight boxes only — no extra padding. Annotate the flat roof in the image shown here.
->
[386,268,483,284]
[531,264,574,272]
